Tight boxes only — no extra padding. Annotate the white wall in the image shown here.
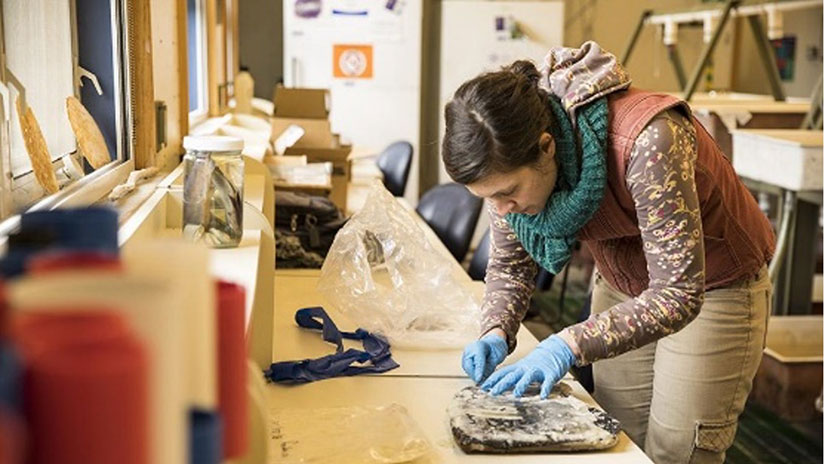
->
[438,0,565,249]
[283,1,424,203]
[438,0,565,185]
[733,7,823,99]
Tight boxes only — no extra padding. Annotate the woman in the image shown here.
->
[446,42,774,464]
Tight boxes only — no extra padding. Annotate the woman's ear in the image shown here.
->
[539,132,555,162]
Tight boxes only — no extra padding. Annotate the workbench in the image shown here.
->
[266,193,652,462]
[691,99,809,160]
[731,129,823,315]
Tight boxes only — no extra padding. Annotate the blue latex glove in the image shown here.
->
[461,333,509,384]
[480,334,575,399]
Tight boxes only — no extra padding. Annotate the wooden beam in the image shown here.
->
[177,0,189,139]
[218,0,228,110]
[206,0,227,116]
[128,0,157,168]
[217,0,228,111]
[230,0,239,81]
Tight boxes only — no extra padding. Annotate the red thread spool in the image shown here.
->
[216,281,248,458]
[14,312,128,359]
[0,281,7,340]
[15,311,148,464]
[0,408,25,464]
[26,251,121,275]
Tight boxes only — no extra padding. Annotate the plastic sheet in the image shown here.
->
[271,404,431,463]
[318,182,480,349]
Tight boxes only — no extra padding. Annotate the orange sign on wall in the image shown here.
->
[333,44,373,79]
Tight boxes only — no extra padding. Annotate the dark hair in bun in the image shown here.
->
[442,60,555,185]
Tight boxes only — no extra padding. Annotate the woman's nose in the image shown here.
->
[495,200,516,216]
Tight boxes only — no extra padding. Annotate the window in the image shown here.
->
[188,0,208,122]
[0,0,132,221]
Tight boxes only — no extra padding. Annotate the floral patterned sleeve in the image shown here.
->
[564,109,706,365]
[480,203,539,352]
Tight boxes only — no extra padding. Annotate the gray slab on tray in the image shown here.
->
[449,383,621,454]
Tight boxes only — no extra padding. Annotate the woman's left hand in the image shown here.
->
[480,334,576,399]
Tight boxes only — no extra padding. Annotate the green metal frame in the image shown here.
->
[746,13,786,101]
[801,74,823,130]
[667,45,688,90]
[622,0,792,102]
[684,0,739,101]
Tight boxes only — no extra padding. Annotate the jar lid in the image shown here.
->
[183,135,244,152]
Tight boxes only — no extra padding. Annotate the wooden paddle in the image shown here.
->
[66,96,111,169]
[16,97,59,194]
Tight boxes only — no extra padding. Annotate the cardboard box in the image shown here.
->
[283,145,352,210]
[269,86,352,211]
[271,86,336,148]
[272,87,329,119]
[750,315,823,421]
[272,118,335,148]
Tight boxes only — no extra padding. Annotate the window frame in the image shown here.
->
[187,0,209,126]
[225,0,238,94]
[0,0,134,232]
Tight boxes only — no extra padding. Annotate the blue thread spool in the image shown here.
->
[21,206,119,254]
[0,342,21,411]
[189,409,222,464]
[0,207,118,277]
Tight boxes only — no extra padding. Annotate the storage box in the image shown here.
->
[269,86,352,210]
[282,145,352,210]
[272,87,330,119]
[732,130,823,191]
[271,118,335,149]
[271,86,336,148]
[751,315,823,421]
[692,110,806,160]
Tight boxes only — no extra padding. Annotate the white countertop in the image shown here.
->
[266,375,652,463]
[267,193,651,462]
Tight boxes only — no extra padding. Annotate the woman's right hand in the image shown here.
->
[462,331,508,384]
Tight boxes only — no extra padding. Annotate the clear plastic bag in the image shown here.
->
[318,182,481,349]
[271,404,432,463]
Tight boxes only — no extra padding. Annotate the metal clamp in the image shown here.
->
[76,66,104,96]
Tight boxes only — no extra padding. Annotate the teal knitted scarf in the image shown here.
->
[506,96,608,274]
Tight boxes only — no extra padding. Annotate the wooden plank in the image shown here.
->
[733,129,824,147]
[206,0,218,116]
[129,0,157,169]
[176,0,189,142]
[230,0,239,82]
[205,0,227,116]
[220,0,229,96]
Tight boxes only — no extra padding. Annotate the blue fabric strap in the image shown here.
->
[264,307,399,384]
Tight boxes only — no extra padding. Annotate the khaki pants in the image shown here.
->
[591,267,771,464]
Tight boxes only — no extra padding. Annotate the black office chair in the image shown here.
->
[468,227,492,281]
[416,183,483,263]
[376,141,413,197]
[468,227,555,291]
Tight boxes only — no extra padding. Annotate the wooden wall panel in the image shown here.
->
[128,0,157,168]
[177,0,189,144]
